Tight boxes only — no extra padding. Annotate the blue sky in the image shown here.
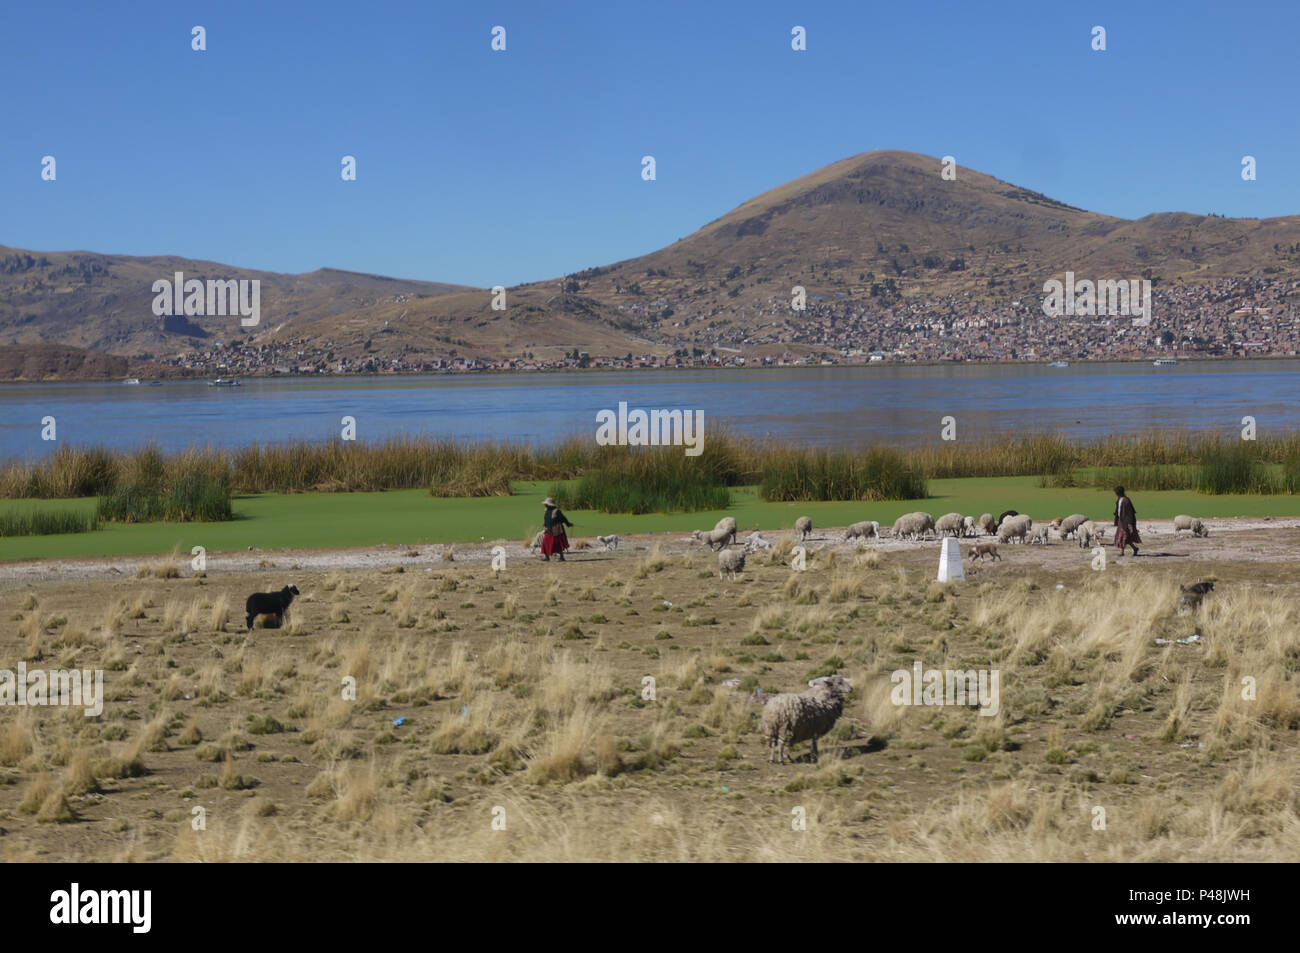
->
[2,0,1296,287]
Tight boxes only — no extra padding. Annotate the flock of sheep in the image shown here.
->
[686,510,1213,581]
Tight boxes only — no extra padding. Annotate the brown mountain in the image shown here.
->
[4,150,1299,368]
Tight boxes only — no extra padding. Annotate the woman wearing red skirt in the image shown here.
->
[540,497,573,561]
[1113,485,1141,557]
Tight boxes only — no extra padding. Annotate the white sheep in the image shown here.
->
[978,513,997,535]
[1028,524,1050,544]
[892,511,935,541]
[996,514,1032,544]
[1088,522,1110,543]
[596,534,619,551]
[794,516,813,541]
[1077,524,1095,548]
[935,512,965,537]
[717,548,746,580]
[1172,515,1209,538]
[742,531,772,553]
[692,516,738,551]
[528,530,545,552]
[962,515,978,537]
[843,520,880,541]
[1058,514,1090,540]
[761,674,853,764]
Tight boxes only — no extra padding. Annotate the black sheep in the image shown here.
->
[245,585,299,631]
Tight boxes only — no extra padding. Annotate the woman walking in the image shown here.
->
[1113,485,1140,557]
[540,497,574,562]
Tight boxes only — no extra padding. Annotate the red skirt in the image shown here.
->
[541,530,569,556]
[1115,524,1141,548]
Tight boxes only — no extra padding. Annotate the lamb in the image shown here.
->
[596,534,619,551]
[1077,524,1095,548]
[742,531,772,553]
[935,512,966,537]
[794,516,813,541]
[1028,524,1050,544]
[891,511,935,541]
[528,530,545,552]
[996,514,1032,544]
[978,513,997,535]
[761,674,852,764]
[970,542,1001,561]
[962,515,978,537]
[717,548,746,580]
[1088,522,1110,543]
[692,516,738,551]
[245,585,299,631]
[843,520,880,541]
[1173,515,1209,538]
[1058,514,1090,540]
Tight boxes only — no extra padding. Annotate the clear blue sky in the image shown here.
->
[2,0,1296,288]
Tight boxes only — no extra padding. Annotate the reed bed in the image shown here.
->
[4,431,1300,506]
[0,508,101,537]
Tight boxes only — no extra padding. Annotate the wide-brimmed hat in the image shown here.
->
[542,497,556,507]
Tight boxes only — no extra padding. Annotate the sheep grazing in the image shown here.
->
[970,542,1001,561]
[692,516,738,551]
[1058,514,1090,540]
[935,512,965,537]
[996,514,1032,544]
[1028,525,1050,545]
[1077,524,1095,548]
[1179,580,1215,612]
[596,534,619,551]
[996,509,1020,527]
[844,520,880,541]
[717,548,746,580]
[1088,522,1110,543]
[1173,515,1210,538]
[762,674,852,764]
[794,516,813,541]
[962,515,978,537]
[978,513,997,535]
[892,511,935,541]
[1049,516,1064,529]
[742,531,772,553]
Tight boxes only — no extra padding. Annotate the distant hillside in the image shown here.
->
[5,150,1300,369]
[0,344,128,381]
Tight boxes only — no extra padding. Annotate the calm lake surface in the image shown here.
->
[1,361,1297,458]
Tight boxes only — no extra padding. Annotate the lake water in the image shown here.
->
[1,361,1297,458]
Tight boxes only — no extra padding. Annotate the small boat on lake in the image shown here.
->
[1152,359,1177,367]
[123,378,141,385]
[209,378,242,387]
[1048,361,1069,368]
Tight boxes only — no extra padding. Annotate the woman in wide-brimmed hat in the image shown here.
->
[540,497,574,561]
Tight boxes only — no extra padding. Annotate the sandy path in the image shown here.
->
[3,516,1298,586]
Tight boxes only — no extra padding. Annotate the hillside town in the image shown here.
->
[149,275,1299,377]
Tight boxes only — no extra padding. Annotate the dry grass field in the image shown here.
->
[2,529,1298,862]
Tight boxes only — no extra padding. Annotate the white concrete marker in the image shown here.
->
[937,536,965,582]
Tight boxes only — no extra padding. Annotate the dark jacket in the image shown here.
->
[544,507,573,534]
[1115,496,1137,528]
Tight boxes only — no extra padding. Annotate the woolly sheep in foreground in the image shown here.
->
[996,514,1032,544]
[717,547,746,580]
[794,516,813,540]
[978,513,997,535]
[1173,515,1209,537]
[892,511,935,541]
[1077,524,1095,548]
[761,674,853,764]
[692,516,738,551]
[935,512,965,537]
[844,520,880,541]
[962,515,978,537]
[1058,514,1090,540]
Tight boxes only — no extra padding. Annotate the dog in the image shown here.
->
[245,585,299,631]
[970,542,1001,561]
[596,534,619,551]
[1178,580,1215,612]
